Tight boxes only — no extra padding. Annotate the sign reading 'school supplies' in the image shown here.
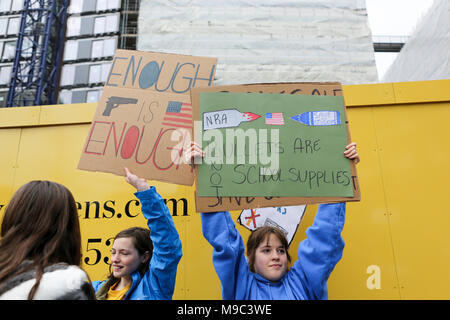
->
[191,82,360,212]
[78,50,217,185]
[197,92,351,197]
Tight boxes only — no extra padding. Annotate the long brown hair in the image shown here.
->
[0,180,82,299]
[246,226,291,273]
[95,227,152,300]
[112,227,153,276]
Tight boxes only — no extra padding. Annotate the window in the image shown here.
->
[82,0,96,13]
[103,38,116,56]
[68,0,83,14]
[105,14,118,33]
[94,16,106,34]
[86,90,99,103]
[7,17,20,35]
[63,40,78,61]
[97,0,108,12]
[101,63,111,82]
[74,64,89,84]
[88,64,101,83]
[11,1,23,11]
[91,40,103,58]
[72,90,86,103]
[66,16,81,37]
[79,16,94,35]
[77,40,92,60]
[0,19,7,36]
[90,38,116,58]
[0,65,12,85]
[60,65,75,86]
[58,90,71,104]
[0,0,11,12]
[108,0,121,10]
[2,41,16,60]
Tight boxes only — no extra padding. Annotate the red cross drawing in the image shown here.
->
[245,209,260,228]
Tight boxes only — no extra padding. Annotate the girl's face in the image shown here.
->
[111,237,144,279]
[253,233,288,282]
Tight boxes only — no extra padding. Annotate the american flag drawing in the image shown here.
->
[265,112,284,125]
[162,101,193,129]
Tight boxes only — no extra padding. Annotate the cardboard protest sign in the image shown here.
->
[190,82,360,212]
[78,50,217,185]
[238,205,307,245]
[197,92,352,197]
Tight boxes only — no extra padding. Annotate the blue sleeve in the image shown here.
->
[289,202,346,299]
[135,187,183,300]
[201,211,251,300]
[91,280,103,292]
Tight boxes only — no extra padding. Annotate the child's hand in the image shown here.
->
[184,142,205,165]
[344,142,360,164]
[124,167,150,191]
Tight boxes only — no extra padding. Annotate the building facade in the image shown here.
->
[0,0,23,106]
[1,0,380,107]
[137,0,378,86]
[0,0,139,107]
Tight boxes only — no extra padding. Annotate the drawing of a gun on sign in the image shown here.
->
[78,50,218,185]
[102,96,138,116]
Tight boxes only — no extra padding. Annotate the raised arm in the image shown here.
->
[184,144,251,299]
[125,168,182,299]
[288,142,359,299]
[201,211,251,300]
[289,202,346,299]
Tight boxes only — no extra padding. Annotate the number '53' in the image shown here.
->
[84,238,114,266]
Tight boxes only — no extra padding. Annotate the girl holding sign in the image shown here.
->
[92,168,182,300]
[186,142,359,300]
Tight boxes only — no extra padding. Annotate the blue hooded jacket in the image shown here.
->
[201,202,346,300]
[92,187,182,300]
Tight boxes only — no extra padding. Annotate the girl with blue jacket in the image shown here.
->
[187,142,359,300]
[201,202,346,300]
[92,168,182,300]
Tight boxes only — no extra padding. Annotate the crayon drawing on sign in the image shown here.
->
[245,209,261,228]
[291,111,341,126]
[265,112,284,125]
[162,101,193,129]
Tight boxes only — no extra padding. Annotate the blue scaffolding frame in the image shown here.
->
[6,0,69,107]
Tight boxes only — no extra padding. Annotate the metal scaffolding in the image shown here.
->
[6,0,69,107]
[119,0,140,50]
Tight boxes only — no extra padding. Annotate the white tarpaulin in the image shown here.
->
[138,0,378,85]
[383,0,450,82]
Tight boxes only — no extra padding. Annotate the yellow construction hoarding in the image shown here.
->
[1,79,449,299]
